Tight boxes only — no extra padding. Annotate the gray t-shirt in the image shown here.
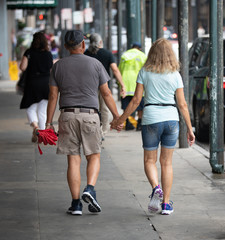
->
[50,54,110,110]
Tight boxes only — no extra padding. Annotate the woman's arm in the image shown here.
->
[111,83,144,131]
[176,88,195,146]
[19,56,28,71]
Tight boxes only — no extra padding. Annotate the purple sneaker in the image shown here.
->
[161,201,174,215]
[148,185,163,214]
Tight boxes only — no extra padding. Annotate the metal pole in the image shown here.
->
[83,0,90,33]
[93,0,101,34]
[0,0,9,80]
[108,0,112,51]
[107,0,113,91]
[172,0,178,35]
[102,0,106,46]
[117,0,122,64]
[117,0,122,100]
[157,0,164,39]
[126,0,141,49]
[140,0,146,52]
[209,0,224,173]
[217,0,224,168]
[59,0,75,58]
[191,0,197,40]
[151,0,157,43]
[178,0,189,148]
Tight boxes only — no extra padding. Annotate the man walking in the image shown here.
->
[46,30,120,215]
[85,33,126,139]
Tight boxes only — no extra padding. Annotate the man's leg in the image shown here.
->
[82,153,101,212]
[67,155,83,215]
[67,155,82,199]
[86,153,100,186]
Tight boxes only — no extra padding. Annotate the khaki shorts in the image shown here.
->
[57,109,102,156]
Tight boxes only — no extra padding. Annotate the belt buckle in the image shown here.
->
[90,109,95,114]
[74,108,80,114]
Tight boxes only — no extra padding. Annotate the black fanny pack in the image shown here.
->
[144,103,177,107]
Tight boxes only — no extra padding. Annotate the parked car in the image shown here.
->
[188,37,225,141]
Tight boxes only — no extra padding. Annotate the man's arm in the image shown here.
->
[46,85,59,129]
[110,63,126,98]
[99,82,120,121]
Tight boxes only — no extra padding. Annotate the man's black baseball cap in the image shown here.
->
[132,42,142,48]
[64,30,84,47]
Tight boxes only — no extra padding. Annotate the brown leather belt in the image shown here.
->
[62,108,98,114]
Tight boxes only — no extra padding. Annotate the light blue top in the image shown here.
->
[137,69,184,125]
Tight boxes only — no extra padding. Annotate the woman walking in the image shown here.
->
[111,38,195,215]
[19,32,53,142]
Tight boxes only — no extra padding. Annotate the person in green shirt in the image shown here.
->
[119,43,147,130]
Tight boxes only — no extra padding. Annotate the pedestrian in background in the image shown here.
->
[112,38,195,215]
[85,33,126,139]
[11,29,17,61]
[50,39,59,63]
[119,42,147,131]
[19,31,53,142]
[46,30,120,215]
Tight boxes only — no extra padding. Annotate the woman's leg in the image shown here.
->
[144,149,158,188]
[26,103,39,142]
[159,147,174,203]
[26,103,39,128]
[37,99,48,130]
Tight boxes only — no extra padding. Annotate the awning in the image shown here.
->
[7,0,58,9]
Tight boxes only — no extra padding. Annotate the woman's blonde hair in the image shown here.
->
[144,38,179,73]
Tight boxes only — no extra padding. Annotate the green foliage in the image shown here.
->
[17,21,26,30]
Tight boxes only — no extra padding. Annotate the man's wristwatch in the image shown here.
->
[45,122,53,127]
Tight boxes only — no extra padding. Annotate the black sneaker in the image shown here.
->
[88,204,99,213]
[67,200,83,215]
[82,186,101,213]
[125,119,135,131]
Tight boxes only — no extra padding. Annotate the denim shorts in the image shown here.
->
[141,121,179,150]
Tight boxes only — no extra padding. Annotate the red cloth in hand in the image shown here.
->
[36,129,58,155]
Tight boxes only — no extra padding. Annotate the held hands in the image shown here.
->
[110,116,124,132]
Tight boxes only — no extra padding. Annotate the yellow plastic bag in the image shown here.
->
[9,61,19,81]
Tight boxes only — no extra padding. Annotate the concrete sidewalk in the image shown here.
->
[1,80,225,240]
